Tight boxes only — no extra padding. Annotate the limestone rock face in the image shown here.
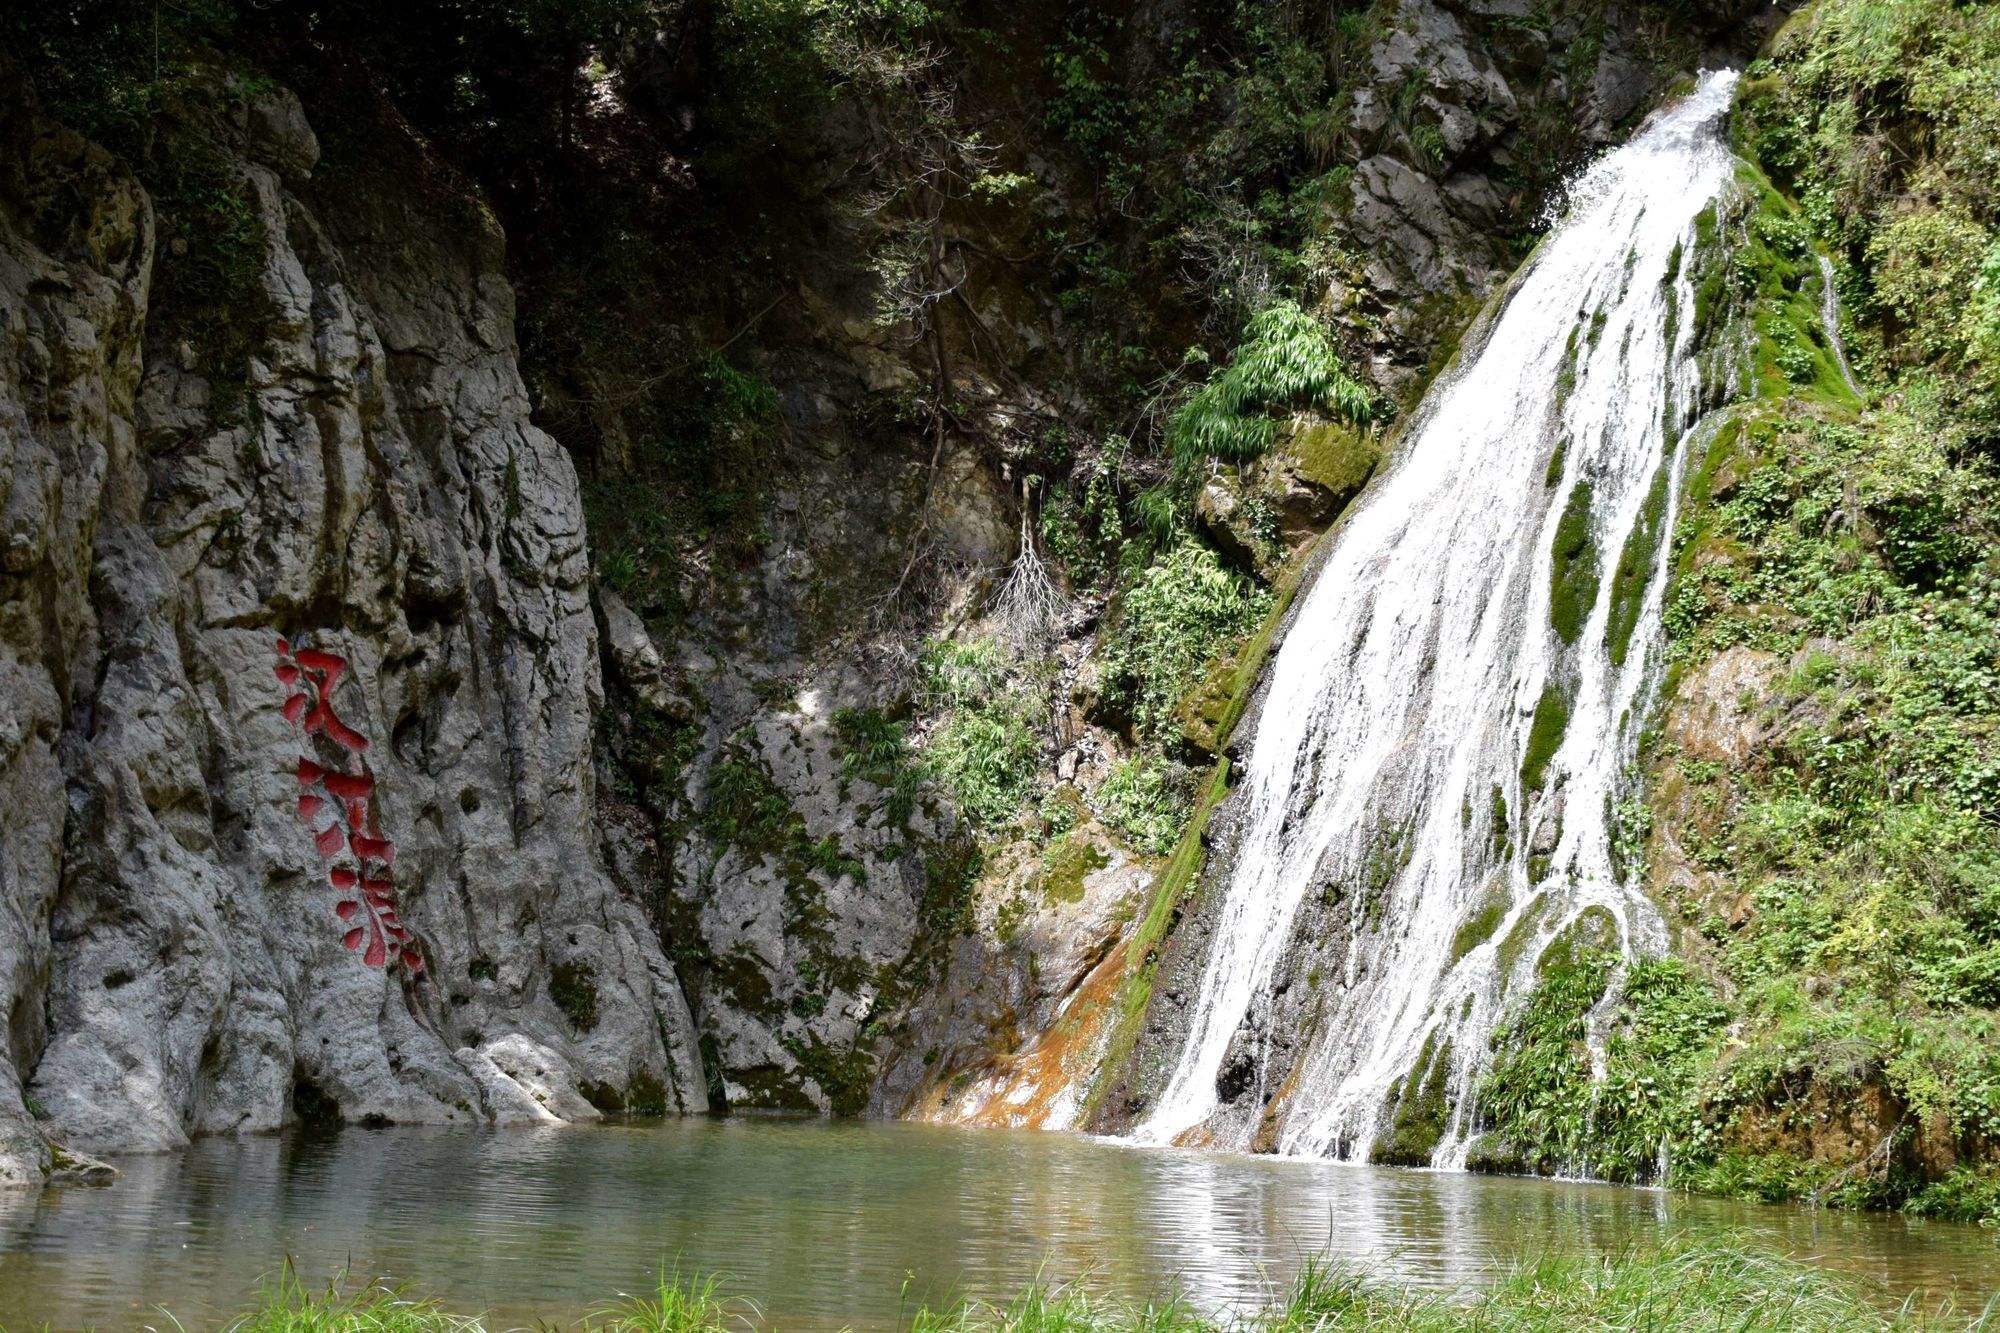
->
[0,73,704,1186]
[1330,0,1777,392]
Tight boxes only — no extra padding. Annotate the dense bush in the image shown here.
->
[1093,755,1194,855]
[1168,301,1371,466]
[1738,0,2000,426]
[1099,543,1269,744]
[918,639,1045,831]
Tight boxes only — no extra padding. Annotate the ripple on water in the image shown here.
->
[0,1120,1994,1327]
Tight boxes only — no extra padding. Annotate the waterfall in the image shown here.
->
[1134,71,1740,1161]
[1817,254,1864,399]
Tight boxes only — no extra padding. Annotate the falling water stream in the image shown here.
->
[1136,71,1742,1161]
[1818,254,1865,398]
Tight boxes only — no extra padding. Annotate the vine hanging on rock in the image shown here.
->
[274,638,424,973]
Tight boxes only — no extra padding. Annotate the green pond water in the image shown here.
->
[2,1119,1997,1327]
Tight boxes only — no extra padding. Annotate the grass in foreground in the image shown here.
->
[197,1238,1998,1331]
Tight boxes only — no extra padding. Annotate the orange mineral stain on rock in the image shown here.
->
[926,937,1132,1132]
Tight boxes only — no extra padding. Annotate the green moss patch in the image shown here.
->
[1604,464,1672,668]
[1040,834,1111,904]
[1492,893,1548,982]
[1449,884,1512,964]
[1372,1030,1454,1166]
[1547,479,1599,644]
[1285,419,1379,498]
[549,961,601,1032]
[1520,685,1572,794]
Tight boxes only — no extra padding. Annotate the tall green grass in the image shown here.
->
[199,1267,482,1332]
[192,1239,1997,1331]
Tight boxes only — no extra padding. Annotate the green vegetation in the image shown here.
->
[1476,939,1613,1176]
[549,962,601,1033]
[202,1240,1991,1330]
[1736,0,2000,427]
[1039,834,1110,904]
[219,1263,743,1331]
[1167,302,1371,467]
[1094,756,1194,856]
[1604,466,1672,667]
[1374,1031,1454,1166]
[1519,685,1572,795]
[219,1268,484,1332]
[832,707,923,826]
[1286,422,1378,498]
[1448,886,1510,964]
[1100,543,1270,745]
[1476,944,1727,1184]
[1485,0,2000,1217]
[2,1,277,419]
[585,356,781,627]
[918,640,1046,831]
[1085,760,1232,1119]
[146,136,274,422]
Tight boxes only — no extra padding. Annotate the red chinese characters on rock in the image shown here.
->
[274,638,423,973]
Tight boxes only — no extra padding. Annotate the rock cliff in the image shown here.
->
[0,68,704,1186]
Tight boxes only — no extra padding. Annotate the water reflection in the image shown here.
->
[0,1120,1993,1327]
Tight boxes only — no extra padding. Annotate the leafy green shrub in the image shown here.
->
[700,746,796,853]
[1168,302,1371,466]
[1477,940,1612,1176]
[1037,784,1087,838]
[1480,945,1726,1185]
[919,639,1044,831]
[1094,754,1193,855]
[1869,207,1998,373]
[1907,1166,2000,1224]
[1099,543,1269,743]
[926,709,1041,831]
[1038,449,1127,588]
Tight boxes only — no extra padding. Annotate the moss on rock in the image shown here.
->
[549,961,600,1032]
[1373,1030,1454,1166]
[1285,419,1379,499]
[1520,684,1572,794]
[1039,833,1110,904]
[1547,479,1599,645]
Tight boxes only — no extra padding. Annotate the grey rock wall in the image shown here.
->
[0,71,704,1187]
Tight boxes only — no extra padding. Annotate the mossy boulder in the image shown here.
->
[1372,1031,1455,1166]
[1286,418,1379,501]
[1194,415,1381,578]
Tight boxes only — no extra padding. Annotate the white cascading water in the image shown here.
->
[1817,254,1864,399]
[1135,71,1741,1162]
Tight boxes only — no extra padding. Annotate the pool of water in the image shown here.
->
[2,1119,1997,1327]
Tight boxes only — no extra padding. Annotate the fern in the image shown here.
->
[1168,301,1371,466]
